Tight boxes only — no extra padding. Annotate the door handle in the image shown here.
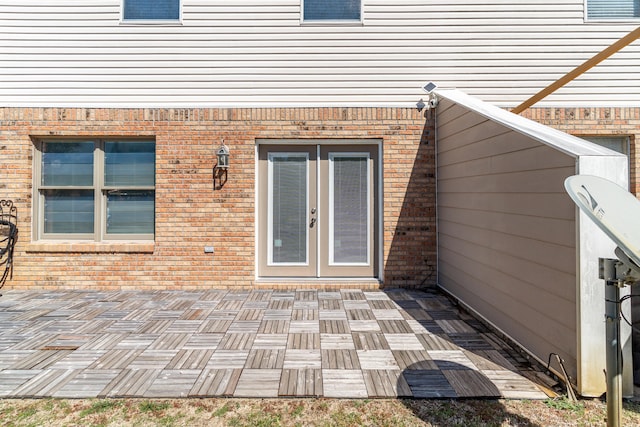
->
[310,208,316,228]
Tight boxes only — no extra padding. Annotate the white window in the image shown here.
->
[34,139,155,241]
[123,0,180,21]
[302,0,362,22]
[583,136,631,190]
[587,0,640,20]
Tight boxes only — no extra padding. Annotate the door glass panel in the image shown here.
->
[330,153,368,264]
[269,153,308,264]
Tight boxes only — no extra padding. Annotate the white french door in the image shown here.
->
[258,144,378,278]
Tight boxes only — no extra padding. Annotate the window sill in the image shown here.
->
[584,18,640,23]
[120,20,183,26]
[27,241,155,254]
[301,20,363,26]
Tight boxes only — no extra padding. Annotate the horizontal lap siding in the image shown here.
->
[1,1,639,106]
[436,100,579,378]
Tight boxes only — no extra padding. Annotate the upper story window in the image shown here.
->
[34,139,156,241]
[302,0,362,23]
[587,0,639,20]
[123,0,180,22]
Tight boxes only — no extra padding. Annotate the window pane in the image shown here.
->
[105,141,155,186]
[107,190,155,234]
[123,0,180,20]
[43,190,94,234]
[42,141,94,186]
[304,0,361,21]
[332,155,368,263]
[271,155,307,264]
[587,0,639,18]
[583,136,629,155]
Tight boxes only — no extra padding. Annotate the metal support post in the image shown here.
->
[602,258,622,427]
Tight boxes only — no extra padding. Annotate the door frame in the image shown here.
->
[255,139,383,282]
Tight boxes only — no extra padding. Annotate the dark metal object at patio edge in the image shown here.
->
[0,200,18,295]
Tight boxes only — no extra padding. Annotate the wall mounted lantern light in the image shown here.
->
[214,142,229,189]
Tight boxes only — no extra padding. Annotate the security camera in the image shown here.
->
[428,96,439,108]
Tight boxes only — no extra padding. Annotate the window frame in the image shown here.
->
[584,0,640,22]
[33,138,156,242]
[121,0,182,25]
[300,0,363,25]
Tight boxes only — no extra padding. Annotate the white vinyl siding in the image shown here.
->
[1,1,639,107]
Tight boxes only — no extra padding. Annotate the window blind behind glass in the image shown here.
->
[272,156,307,264]
[124,0,180,20]
[587,0,639,18]
[304,0,361,20]
[332,156,368,263]
[104,141,155,187]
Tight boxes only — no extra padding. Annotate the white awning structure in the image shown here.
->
[433,87,631,397]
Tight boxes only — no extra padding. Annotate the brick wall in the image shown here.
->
[0,107,436,290]
[521,107,640,196]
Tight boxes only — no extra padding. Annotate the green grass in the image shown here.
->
[1,397,639,427]
[544,396,585,414]
[16,406,37,421]
[79,399,122,418]
[138,400,171,413]
[228,410,283,427]
[213,402,231,417]
[289,403,305,418]
[328,409,363,426]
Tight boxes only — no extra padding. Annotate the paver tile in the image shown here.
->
[363,369,410,397]
[322,369,367,398]
[357,349,399,370]
[283,349,321,369]
[403,369,457,398]
[384,334,425,351]
[393,350,438,370]
[279,368,322,396]
[352,332,389,350]
[443,369,501,398]
[53,369,120,398]
[166,349,214,370]
[207,350,249,369]
[190,368,241,396]
[321,349,360,369]
[101,369,161,397]
[245,349,285,369]
[320,334,355,349]
[252,334,288,349]
[144,370,201,398]
[287,333,320,349]
[234,369,281,397]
